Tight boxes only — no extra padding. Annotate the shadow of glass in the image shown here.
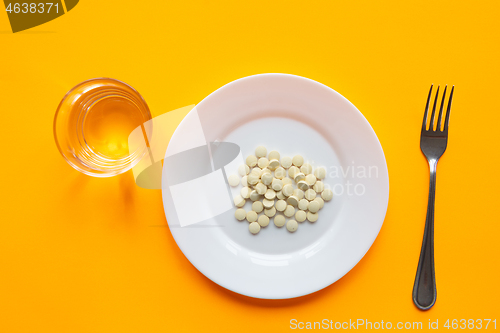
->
[65,171,91,196]
[119,171,138,212]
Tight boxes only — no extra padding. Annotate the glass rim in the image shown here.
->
[53,77,152,177]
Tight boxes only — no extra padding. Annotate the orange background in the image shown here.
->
[1,1,499,332]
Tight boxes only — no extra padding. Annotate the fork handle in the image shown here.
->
[413,160,437,310]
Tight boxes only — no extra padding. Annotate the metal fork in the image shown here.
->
[413,84,454,310]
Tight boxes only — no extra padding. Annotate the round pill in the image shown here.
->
[293,189,304,200]
[305,189,316,201]
[298,199,309,211]
[251,167,262,178]
[268,159,280,171]
[295,210,307,222]
[288,166,299,178]
[276,190,285,200]
[275,199,287,211]
[307,211,318,222]
[263,198,275,209]
[252,201,263,213]
[249,222,261,234]
[265,188,276,200]
[287,195,299,207]
[305,174,317,186]
[313,181,324,193]
[286,219,298,232]
[261,173,273,186]
[246,155,257,167]
[247,173,259,185]
[282,177,292,186]
[238,164,250,176]
[282,184,294,197]
[228,174,240,187]
[264,207,276,217]
[241,176,248,187]
[234,195,245,207]
[255,146,267,158]
[308,200,320,213]
[235,208,246,221]
[300,163,313,175]
[321,189,333,201]
[258,157,269,169]
[314,197,324,209]
[314,167,326,180]
[241,187,251,199]
[271,179,283,191]
[268,150,280,161]
[284,205,295,217]
[258,215,270,227]
[246,211,258,222]
[250,190,260,201]
[274,167,286,179]
[281,156,292,169]
[261,168,272,175]
[292,155,304,167]
[294,172,305,183]
[255,182,267,195]
[274,215,286,227]
[297,180,309,191]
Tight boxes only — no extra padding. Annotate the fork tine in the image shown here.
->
[443,85,454,131]
[422,85,433,131]
[436,85,448,131]
[429,86,440,131]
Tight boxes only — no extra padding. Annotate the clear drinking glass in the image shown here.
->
[54,78,152,177]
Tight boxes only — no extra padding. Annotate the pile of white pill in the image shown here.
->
[230,146,333,235]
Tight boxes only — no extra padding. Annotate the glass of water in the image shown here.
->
[54,78,152,177]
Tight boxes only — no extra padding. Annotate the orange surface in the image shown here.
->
[1,1,499,332]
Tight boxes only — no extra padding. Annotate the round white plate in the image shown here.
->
[162,74,389,299]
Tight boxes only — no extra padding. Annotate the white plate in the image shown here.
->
[162,74,389,299]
